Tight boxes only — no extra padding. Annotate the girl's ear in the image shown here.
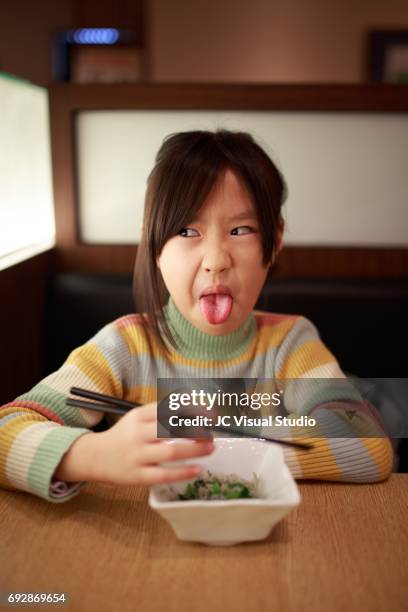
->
[275,231,284,256]
[271,219,284,265]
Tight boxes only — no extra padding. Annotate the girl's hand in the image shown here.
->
[89,402,214,486]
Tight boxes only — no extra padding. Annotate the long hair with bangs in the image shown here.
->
[133,129,287,354]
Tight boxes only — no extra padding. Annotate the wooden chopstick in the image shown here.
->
[66,398,128,416]
[67,387,314,451]
[212,427,314,450]
[70,386,138,409]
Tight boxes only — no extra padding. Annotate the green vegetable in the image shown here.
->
[176,470,259,501]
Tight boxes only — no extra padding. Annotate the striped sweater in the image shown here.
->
[0,297,392,502]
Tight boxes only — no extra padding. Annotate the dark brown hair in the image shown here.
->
[134,129,287,354]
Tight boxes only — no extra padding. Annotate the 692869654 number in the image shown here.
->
[1,593,68,605]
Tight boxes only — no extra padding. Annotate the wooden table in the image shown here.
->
[1,475,407,612]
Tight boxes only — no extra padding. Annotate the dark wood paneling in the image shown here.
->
[272,246,408,278]
[73,0,144,39]
[49,83,408,111]
[55,244,136,275]
[48,84,408,278]
[53,244,408,278]
[0,250,56,404]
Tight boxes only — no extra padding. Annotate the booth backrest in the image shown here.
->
[45,274,408,378]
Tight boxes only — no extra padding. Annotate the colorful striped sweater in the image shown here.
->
[0,297,392,503]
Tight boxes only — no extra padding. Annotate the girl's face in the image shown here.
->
[157,169,278,336]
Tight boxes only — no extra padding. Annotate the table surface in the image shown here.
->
[1,475,407,612]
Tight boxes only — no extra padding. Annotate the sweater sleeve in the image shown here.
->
[272,316,393,483]
[0,319,131,503]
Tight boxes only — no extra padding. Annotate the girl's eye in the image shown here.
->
[231,226,255,236]
[179,227,199,238]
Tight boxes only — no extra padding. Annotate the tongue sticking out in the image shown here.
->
[199,294,233,324]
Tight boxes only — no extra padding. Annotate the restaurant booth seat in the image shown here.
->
[44,274,408,472]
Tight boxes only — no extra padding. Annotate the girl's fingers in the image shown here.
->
[138,420,161,441]
[126,402,157,422]
[143,439,214,463]
[139,420,213,443]
[140,464,203,485]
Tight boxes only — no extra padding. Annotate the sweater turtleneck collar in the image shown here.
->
[162,297,256,360]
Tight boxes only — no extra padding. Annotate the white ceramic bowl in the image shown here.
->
[148,438,300,546]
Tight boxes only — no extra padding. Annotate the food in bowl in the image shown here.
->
[148,438,301,546]
[172,470,260,501]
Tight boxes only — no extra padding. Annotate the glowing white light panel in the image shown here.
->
[0,74,55,261]
[76,111,408,246]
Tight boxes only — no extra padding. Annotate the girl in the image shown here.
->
[0,130,392,502]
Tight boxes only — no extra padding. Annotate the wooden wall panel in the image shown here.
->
[73,0,144,37]
[0,250,55,404]
[49,243,408,278]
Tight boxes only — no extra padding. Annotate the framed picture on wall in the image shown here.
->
[368,30,408,83]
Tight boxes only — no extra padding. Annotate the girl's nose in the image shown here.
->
[202,243,231,273]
